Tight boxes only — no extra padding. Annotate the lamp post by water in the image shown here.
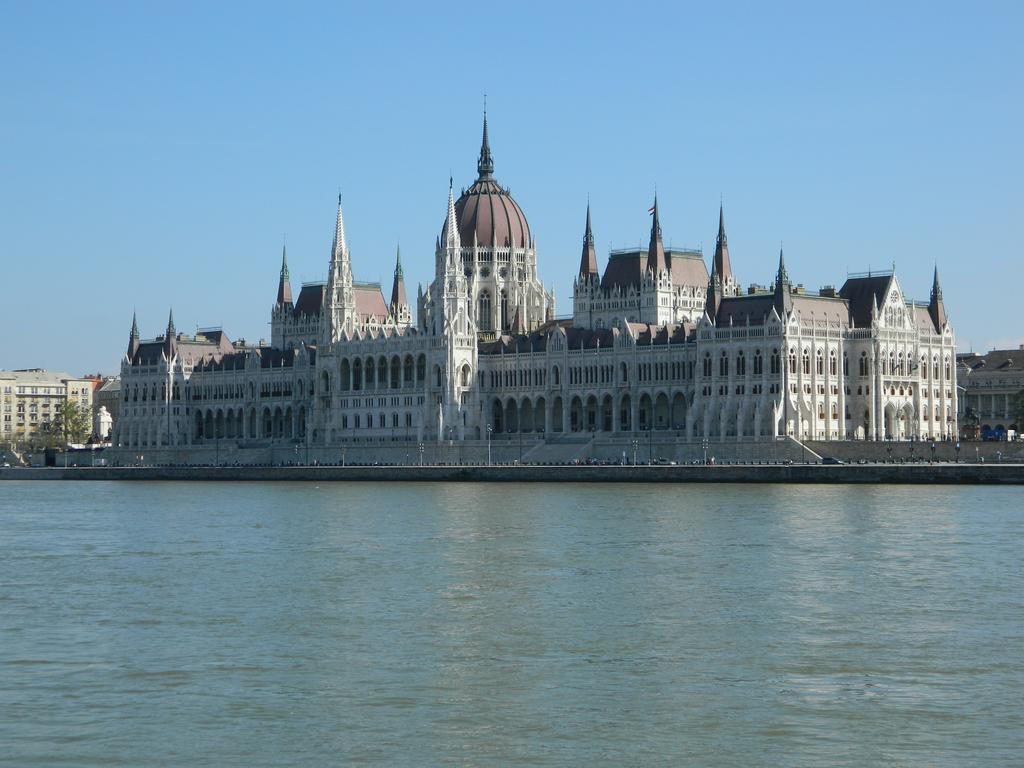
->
[487,424,492,466]
[418,442,424,466]
[703,437,709,466]
[955,441,961,463]
[631,439,639,467]
[931,442,936,463]
[647,426,653,465]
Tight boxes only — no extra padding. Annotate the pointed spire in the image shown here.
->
[776,246,789,287]
[390,244,408,318]
[579,201,598,277]
[276,245,293,306]
[331,193,347,263]
[928,264,947,331]
[127,311,140,358]
[773,247,792,317]
[646,195,667,274]
[713,203,734,289]
[164,308,177,358]
[443,177,461,250]
[477,101,494,179]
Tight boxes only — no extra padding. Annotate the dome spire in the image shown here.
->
[477,99,494,179]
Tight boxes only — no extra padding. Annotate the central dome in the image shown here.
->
[450,115,531,250]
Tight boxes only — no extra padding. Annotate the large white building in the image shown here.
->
[113,115,958,454]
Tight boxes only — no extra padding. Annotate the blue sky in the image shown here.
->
[1,1,1021,375]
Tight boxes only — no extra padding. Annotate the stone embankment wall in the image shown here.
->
[804,440,1024,464]
[58,436,1024,470]
[3,463,1024,484]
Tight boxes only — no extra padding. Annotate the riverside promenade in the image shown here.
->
[3,463,1024,484]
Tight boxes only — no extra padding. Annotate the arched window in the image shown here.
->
[500,290,509,331]
[860,352,868,377]
[816,350,824,376]
[719,351,728,377]
[753,350,763,375]
[829,351,837,376]
[703,353,712,378]
[802,350,810,375]
[842,352,848,376]
[736,351,746,376]
[478,290,492,331]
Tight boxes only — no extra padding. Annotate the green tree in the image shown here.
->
[51,398,91,446]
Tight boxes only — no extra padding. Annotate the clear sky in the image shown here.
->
[1,1,1021,375]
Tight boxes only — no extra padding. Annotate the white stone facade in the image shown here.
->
[113,118,958,454]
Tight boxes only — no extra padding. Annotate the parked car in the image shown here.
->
[821,456,845,465]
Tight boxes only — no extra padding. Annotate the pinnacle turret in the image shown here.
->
[443,177,461,251]
[164,308,177,358]
[773,247,792,317]
[331,193,348,263]
[712,203,734,289]
[390,244,408,319]
[928,265,947,331]
[579,201,598,278]
[325,193,355,341]
[646,195,667,274]
[127,311,140,358]
[276,245,293,306]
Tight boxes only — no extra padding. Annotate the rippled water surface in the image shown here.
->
[1,481,1022,766]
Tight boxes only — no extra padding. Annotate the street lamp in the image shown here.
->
[955,441,961,463]
[487,424,492,466]
[930,442,936,463]
[418,442,424,466]
[647,425,653,465]
[631,439,639,467]
[703,437,709,466]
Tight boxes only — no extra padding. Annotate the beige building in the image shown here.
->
[957,346,1024,439]
[0,369,94,446]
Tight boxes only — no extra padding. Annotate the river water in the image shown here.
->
[1,481,1022,766]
